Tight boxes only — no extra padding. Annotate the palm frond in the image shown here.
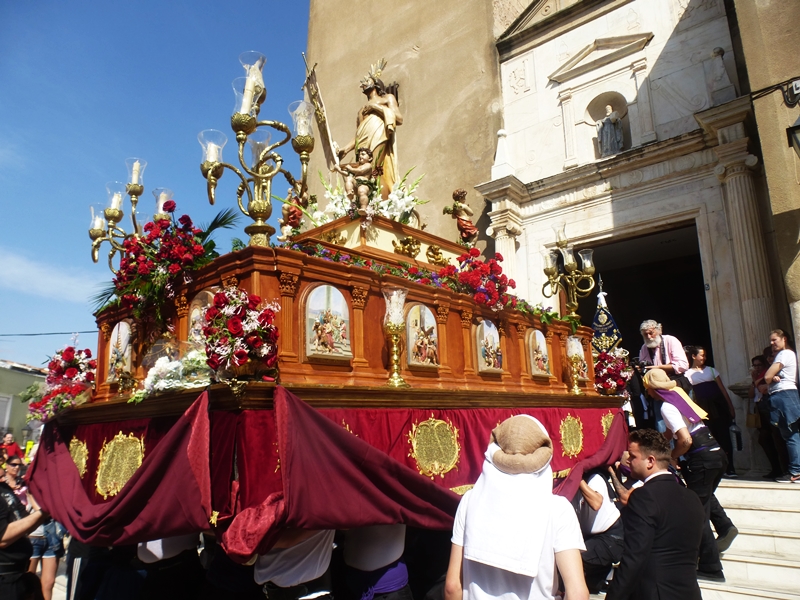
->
[91,281,118,314]
[197,208,240,243]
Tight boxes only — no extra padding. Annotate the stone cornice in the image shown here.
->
[694,96,752,146]
[475,174,528,204]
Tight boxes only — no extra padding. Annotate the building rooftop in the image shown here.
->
[0,360,47,376]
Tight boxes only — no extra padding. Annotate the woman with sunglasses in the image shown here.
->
[3,460,27,508]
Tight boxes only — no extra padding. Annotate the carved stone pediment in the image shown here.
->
[548,33,653,83]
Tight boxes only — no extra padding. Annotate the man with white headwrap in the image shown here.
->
[444,415,588,600]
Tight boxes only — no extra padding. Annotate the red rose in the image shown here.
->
[474,292,488,305]
[617,379,626,388]
[258,309,275,326]
[191,244,204,257]
[137,263,151,275]
[234,305,247,320]
[227,317,244,337]
[233,348,250,366]
[206,354,222,370]
[88,359,97,369]
[162,200,176,213]
[64,367,78,379]
[61,347,75,362]
[83,348,92,358]
[213,292,228,308]
[494,252,504,262]
[85,372,95,382]
[265,353,278,368]
[179,215,193,228]
[248,294,261,310]
[469,247,480,257]
[205,307,220,322]
[408,266,419,275]
[244,333,263,348]
[168,263,181,275]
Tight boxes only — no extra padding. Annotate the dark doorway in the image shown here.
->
[576,225,714,365]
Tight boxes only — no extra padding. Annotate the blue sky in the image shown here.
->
[0,1,309,366]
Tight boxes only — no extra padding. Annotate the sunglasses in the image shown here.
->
[6,463,21,467]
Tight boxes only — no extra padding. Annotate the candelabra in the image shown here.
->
[568,354,584,396]
[382,287,410,388]
[88,159,171,272]
[541,223,596,320]
[199,51,315,247]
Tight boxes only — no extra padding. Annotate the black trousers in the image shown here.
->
[0,571,44,600]
[581,518,624,593]
[683,446,727,572]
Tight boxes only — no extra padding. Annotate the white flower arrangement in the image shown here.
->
[316,170,425,229]
[128,349,211,404]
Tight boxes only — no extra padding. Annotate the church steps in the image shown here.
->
[724,527,800,557]
[720,552,800,589]
[715,479,800,510]
[698,581,800,600]
[717,504,800,533]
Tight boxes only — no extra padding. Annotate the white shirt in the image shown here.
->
[254,530,335,587]
[581,474,620,535]
[452,492,584,600]
[685,366,717,386]
[343,524,406,572]
[137,534,199,564]
[771,350,798,392]
[661,402,705,437]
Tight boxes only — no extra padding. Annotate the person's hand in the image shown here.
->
[773,376,781,383]
[670,457,681,470]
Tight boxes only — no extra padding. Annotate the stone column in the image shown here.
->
[435,304,452,374]
[558,90,578,169]
[350,286,369,369]
[489,224,521,285]
[715,152,777,357]
[631,59,656,144]
[278,272,300,362]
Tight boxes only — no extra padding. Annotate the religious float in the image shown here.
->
[27,53,627,567]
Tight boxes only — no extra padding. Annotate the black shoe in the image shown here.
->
[697,570,725,583]
[716,526,738,553]
[722,470,738,479]
[763,471,782,479]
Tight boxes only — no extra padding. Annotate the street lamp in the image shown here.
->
[541,223,596,320]
[199,51,315,247]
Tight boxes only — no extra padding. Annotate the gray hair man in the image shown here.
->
[638,320,688,375]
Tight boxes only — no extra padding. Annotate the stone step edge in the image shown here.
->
[718,479,800,490]
[722,503,800,513]
[699,580,800,600]
[732,527,800,540]
[721,552,800,569]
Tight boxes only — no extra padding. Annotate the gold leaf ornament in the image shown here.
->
[95,432,145,499]
[601,411,615,438]
[559,415,584,458]
[69,438,89,478]
[408,416,460,479]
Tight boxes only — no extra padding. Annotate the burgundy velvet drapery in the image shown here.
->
[27,392,211,546]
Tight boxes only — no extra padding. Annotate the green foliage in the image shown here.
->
[231,238,247,252]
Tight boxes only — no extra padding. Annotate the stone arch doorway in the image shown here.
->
[576,224,713,363]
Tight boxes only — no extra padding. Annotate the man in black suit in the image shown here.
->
[607,429,705,600]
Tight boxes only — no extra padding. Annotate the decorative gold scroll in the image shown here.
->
[95,432,145,499]
[69,438,89,479]
[552,468,572,479]
[450,484,474,495]
[559,415,584,458]
[408,416,460,479]
[601,411,615,438]
[341,419,358,436]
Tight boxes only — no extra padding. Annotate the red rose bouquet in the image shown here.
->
[594,349,633,396]
[438,248,516,311]
[203,287,280,378]
[46,346,96,386]
[28,382,92,423]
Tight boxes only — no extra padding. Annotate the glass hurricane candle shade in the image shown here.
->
[247,129,272,169]
[559,245,578,271]
[382,287,408,327]
[577,249,595,274]
[198,129,228,164]
[153,188,173,217]
[90,204,106,231]
[541,249,558,276]
[105,181,126,210]
[125,158,147,186]
[552,222,567,246]
[288,100,314,138]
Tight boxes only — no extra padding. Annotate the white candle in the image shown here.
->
[240,75,256,114]
[131,160,141,185]
[111,192,122,210]
[157,191,168,213]
[207,143,220,163]
[92,215,104,230]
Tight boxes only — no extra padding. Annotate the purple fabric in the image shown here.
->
[346,560,409,600]
[654,388,703,424]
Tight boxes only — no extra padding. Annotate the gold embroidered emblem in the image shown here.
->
[552,468,572,479]
[209,511,219,526]
[69,438,88,478]
[559,415,584,458]
[408,416,460,479]
[450,484,474,495]
[601,412,615,438]
[95,432,145,499]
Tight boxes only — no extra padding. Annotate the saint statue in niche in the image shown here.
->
[336,59,402,199]
[596,104,624,157]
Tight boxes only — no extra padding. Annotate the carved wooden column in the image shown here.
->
[350,286,369,369]
[497,320,510,379]
[435,304,452,375]
[174,294,189,342]
[715,152,777,358]
[461,309,475,375]
[278,272,300,362]
[516,324,531,379]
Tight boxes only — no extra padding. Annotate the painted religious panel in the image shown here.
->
[107,321,132,382]
[567,335,588,380]
[305,285,353,359]
[476,320,502,373]
[406,304,439,367]
[188,289,215,348]
[528,329,550,376]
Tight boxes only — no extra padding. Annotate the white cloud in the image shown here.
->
[0,248,104,304]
